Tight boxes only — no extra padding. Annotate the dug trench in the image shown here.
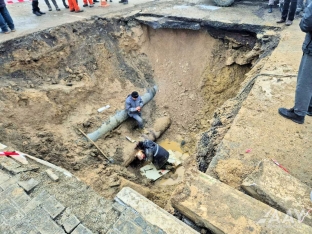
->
[0,15,278,219]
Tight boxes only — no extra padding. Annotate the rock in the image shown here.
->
[242,160,312,227]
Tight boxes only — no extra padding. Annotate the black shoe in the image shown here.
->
[56,8,61,11]
[307,107,312,116]
[33,11,42,16]
[83,4,88,7]
[119,0,124,2]
[39,11,46,14]
[276,19,286,23]
[48,7,52,11]
[64,4,69,8]
[123,1,128,4]
[278,107,304,124]
[268,6,272,13]
[93,0,99,2]
[75,9,84,13]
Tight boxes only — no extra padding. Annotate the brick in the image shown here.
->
[60,209,80,233]
[42,195,65,219]
[18,178,39,193]
[27,207,65,234]
[11,217,37,234]
[46,169,59,182]
[72,224,93,234]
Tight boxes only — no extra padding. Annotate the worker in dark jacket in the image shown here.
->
[125,91,144,129]
[279,2,312,124]
[0,0,15,33]
[135,140,170,170]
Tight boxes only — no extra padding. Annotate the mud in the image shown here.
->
[0,14,277,211]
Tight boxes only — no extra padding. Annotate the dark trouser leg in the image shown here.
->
[282,0,290,20]
[44,0,51,8]
[51,0,59,9]
[287,0,298,20]
[0,6,14,31]
[32,0,40,13]
[294,53,312,116]
[62,0,69,7]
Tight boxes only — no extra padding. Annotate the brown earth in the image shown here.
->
[0,13,274,211]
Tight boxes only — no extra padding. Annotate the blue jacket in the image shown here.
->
[0,0,6,8]
[300,3,312,54]
[125,94,143,117]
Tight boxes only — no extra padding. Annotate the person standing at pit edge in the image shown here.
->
[125,91,144,129]
[278,2,312,124]
[0,0,15,34]
[276,0,298,25]
[32,0,46,16]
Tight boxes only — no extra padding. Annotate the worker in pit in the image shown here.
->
[135,140,173,170]
[125,91,144,129]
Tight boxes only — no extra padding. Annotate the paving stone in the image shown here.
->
[60,209,81,233]
[106,229,121,234]
[116,187,196,234]
[112,201,126,213]
[12,191,31,209]
[11,217,37,234]
[115,220,142,233]
[1,184,24,200]
[133,216,148,230]
[27,207,65,234]
[0,220,15,234]
[0,156,21,173]
[22,195,43,213]
[42,195,66,219]
[72,224,93,234]
[46,169,59,182]
[0,199,19,224]
[0,170,10,185]
[18,178,40,193]
[0,176,20,190]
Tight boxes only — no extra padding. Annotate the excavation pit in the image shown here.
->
[0,14,278,219]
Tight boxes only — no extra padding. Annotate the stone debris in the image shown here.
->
[46,169,59,182]
[242,160,312,227]
[171,169,312,234]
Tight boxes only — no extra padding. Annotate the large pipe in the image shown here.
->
[87,86,158,142]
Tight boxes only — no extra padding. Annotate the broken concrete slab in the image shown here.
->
[242,160,312,227]
[171,169,312,234]
[115,187,197,234]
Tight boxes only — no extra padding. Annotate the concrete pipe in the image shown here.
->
[87,86,158,142]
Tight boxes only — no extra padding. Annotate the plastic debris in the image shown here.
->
[98,105,110,113]
[245,149,252,153]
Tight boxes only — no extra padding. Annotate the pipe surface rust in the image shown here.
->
[87,86,158,141]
